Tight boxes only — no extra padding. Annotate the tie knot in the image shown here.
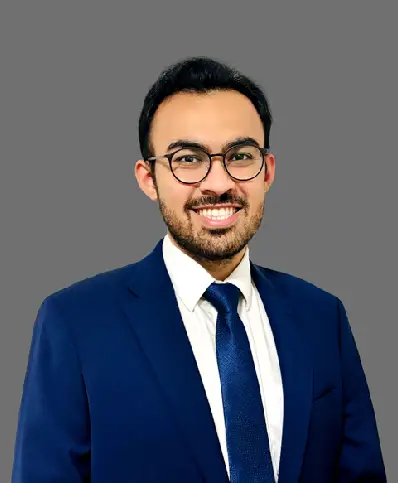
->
[203,282,241,315]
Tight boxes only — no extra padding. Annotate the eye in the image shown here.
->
[230,153,251,161]
[172,149,208,165]
[177,155,201,163]
[226,145,260,165]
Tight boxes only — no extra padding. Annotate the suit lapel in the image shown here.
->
[251,264,313,483]
[123,240,229,483]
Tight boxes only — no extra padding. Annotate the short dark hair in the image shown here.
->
[138,56,273,163]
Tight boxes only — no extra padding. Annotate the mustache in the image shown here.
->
[187,194,248,210]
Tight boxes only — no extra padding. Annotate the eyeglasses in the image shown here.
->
[146,143,269,184]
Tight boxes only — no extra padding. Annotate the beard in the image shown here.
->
[156,195,264,263]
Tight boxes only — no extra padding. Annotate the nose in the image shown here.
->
[199,156,236,194]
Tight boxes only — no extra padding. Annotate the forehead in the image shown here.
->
[150,90,264,152]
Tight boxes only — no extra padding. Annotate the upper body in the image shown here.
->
[12,57,386,482]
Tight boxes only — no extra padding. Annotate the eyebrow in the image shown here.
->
[166,136,262,153]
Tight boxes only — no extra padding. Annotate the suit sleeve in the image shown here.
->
[336,297,387,482]
[12,296,90,483]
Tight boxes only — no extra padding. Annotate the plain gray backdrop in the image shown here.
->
[1,2,396,481]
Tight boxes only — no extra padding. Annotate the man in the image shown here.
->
[12,57,386,482]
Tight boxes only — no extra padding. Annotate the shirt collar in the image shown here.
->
[162,233,253,312]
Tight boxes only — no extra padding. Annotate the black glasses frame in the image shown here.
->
[145,145,269,184]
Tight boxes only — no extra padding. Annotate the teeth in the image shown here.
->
[198,208,236,220]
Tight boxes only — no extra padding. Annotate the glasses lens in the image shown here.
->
[225,145,264,180]
[171,148,210,183]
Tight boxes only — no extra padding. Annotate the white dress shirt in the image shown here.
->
[162,233,284,481]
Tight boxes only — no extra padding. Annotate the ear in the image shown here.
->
[135,160,158,201]
[264,153,275,192]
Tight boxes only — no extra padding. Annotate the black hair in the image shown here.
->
[138,56,272,164]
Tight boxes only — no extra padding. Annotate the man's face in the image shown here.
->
[136,90,275,262]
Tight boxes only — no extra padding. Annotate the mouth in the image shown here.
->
[190,205,243,228]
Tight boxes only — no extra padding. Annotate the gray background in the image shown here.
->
[1,2,396,481]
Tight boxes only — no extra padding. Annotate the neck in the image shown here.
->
[198,253,245,281]
[168,233,246,281]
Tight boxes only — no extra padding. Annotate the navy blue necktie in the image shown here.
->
[204,282,274,483]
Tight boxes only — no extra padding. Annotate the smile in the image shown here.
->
[191,206,242,228]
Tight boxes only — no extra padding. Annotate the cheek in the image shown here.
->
[159,181,194,212]
[242,184,265,208]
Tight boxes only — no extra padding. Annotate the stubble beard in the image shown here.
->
[157,196,264,264]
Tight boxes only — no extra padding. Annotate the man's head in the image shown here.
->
[135,57,275,267]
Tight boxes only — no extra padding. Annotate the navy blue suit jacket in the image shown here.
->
[12,239,386,482]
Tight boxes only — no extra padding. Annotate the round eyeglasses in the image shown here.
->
[146,144,269,184]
